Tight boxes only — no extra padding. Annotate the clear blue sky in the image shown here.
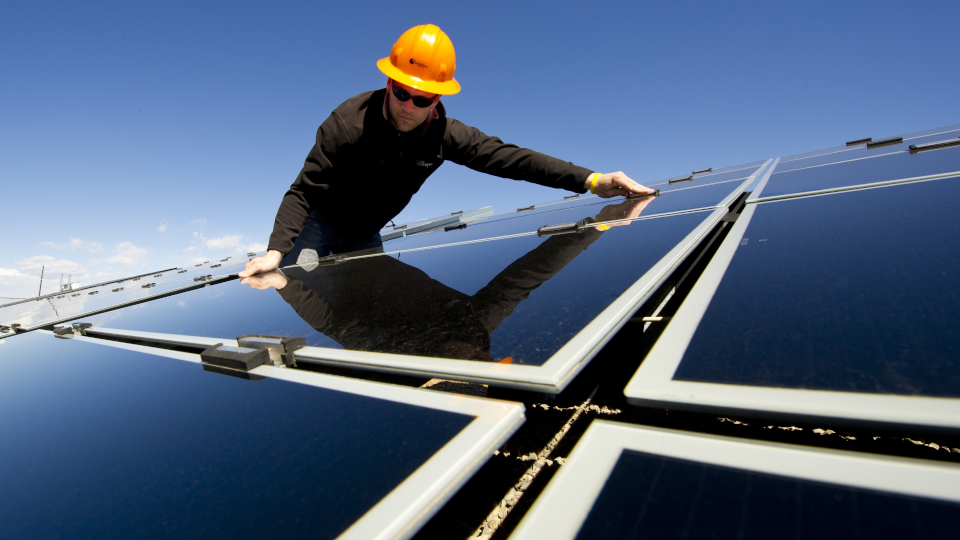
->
[2,0,958,298]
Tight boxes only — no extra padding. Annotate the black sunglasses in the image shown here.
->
[390,83,438,108]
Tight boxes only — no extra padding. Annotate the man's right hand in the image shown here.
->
[593,196,656,230]
[238,249,283,278]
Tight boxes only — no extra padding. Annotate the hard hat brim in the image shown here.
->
[377,58,461,95]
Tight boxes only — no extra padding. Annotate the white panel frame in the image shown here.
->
[626,178,960,429]
[46,331,525,540]
[510,421,960,540]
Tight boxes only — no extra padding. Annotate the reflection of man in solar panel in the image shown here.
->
[238,24,652,281]
[241,199,651,361]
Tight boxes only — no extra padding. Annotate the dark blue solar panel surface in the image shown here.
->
[773,128,960,174]
[74,210,715,366]
[576,450,959,540]
[0,332,472,539]
[675,177,960,396]
[759,143,960,199]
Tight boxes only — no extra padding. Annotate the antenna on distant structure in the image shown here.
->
[38,266,45,297]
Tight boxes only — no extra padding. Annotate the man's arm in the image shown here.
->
[471,197,654,333]
[443,118,652,196]
[240,112,354,278]
[472,227,604,334]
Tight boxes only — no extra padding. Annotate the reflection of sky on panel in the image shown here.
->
[0,254,265,329]
[86,210,714,366]
[759,144,960,199]
[382,163,762,245]
[577,450,959,540]
[773,128,960,174]
[676,177,960,396]
[386,176,750,253]
[647,165,761,189]
[775,123,960,165]
[0,332,471,540]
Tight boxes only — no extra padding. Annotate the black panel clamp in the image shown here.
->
[52,322,92,339]
[627,189,661,200]
[910,137,960,154]
[538,220,587,237]
[200,344,270,379]
[200,335,305,378]
[866,136,903,149]
[237,335,306,367]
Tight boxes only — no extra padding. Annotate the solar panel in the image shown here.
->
[0,255,261,332]
[57,198,742,392]
[385,161,766,253]
[510,421,960,540]
[774,125,960,174]
[625,175,960,428]
[755,127,960,200]
[455,160,766,230]
[0,330,522,539]
[771,123,960,166]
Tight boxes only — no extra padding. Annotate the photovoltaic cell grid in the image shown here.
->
[509,422,960,540]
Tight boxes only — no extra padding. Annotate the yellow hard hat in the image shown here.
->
[377,24,461,95]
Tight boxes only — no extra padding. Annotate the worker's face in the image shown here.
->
[387,80,439,132]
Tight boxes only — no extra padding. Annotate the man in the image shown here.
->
[240,24,651,279]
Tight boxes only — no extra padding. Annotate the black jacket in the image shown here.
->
[268,89,593,253]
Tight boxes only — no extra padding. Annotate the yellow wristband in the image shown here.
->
[589,173,600,194]
[594,215,610,231]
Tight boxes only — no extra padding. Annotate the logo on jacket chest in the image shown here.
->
[414,160,434,167]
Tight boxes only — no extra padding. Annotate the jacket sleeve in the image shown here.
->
[472,226,604,334]
[442,118,592,194]
[267,113,354,254]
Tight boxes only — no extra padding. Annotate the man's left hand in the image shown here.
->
[587,171,653,198]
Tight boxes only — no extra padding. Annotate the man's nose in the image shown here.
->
[401,99,416,112]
